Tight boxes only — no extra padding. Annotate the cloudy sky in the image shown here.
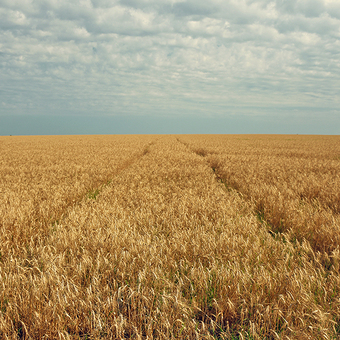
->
[1,0,340,135]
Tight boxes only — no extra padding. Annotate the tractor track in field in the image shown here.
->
[176,137,283,239]
[50,139,158,230]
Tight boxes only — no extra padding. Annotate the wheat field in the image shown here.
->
[0,134,339,339]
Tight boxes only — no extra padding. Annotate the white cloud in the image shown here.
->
[0,0,339,120]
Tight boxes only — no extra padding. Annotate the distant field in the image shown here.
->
[0,135,339,339]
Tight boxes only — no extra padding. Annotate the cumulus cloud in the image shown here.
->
[0,0,339,120]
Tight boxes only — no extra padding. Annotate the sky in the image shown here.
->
[1,0,340,135]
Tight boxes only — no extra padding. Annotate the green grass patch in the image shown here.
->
[88,188,100,200]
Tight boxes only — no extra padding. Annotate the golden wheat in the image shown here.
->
[179,135,340,254]
[0,134,339,339]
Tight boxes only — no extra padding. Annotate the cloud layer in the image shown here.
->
[1,0,340,125]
